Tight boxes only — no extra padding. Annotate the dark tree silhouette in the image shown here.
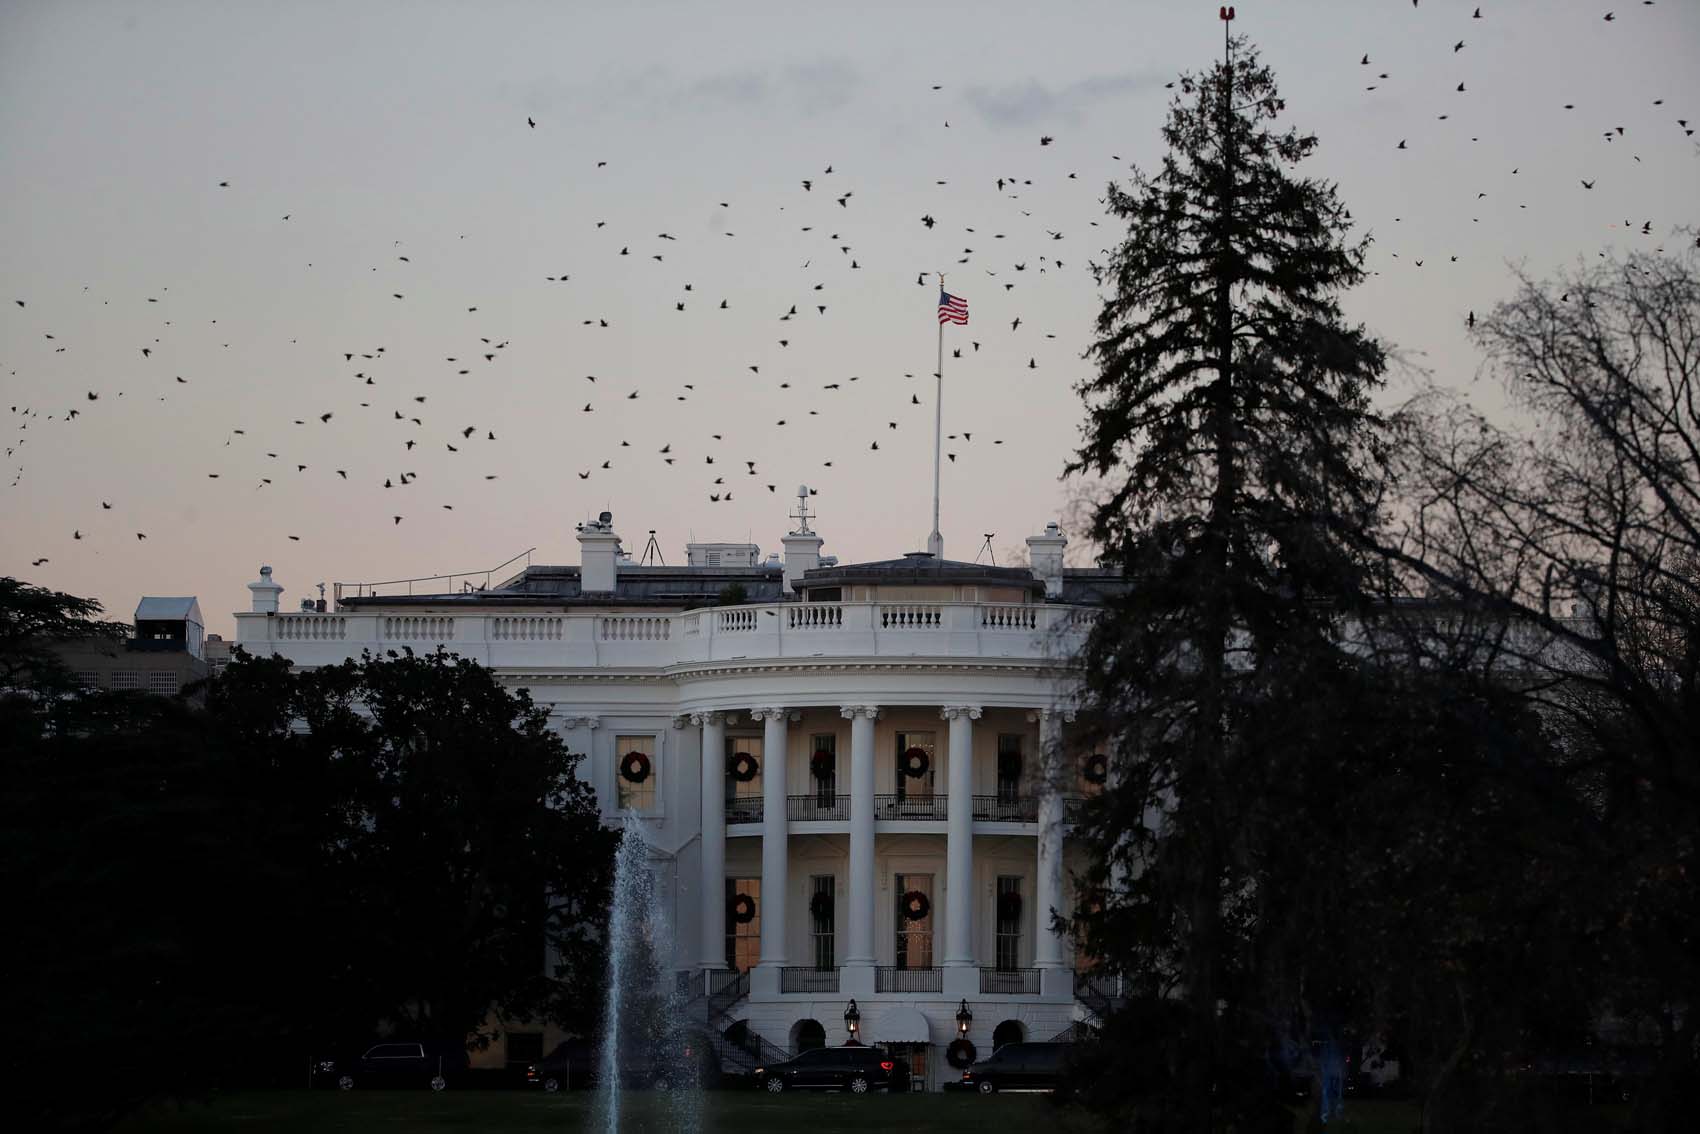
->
[1359,245,1700,1127]
[3,622,613,1128]
[1065,36,1389,1129]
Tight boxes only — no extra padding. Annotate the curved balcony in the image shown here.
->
[234,601,1099,671]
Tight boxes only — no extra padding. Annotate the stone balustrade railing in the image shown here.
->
[234,601,1098,670]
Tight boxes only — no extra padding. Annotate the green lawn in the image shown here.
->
[114,1089,1446,1134]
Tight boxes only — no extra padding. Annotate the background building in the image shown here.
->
[56,596,208,696]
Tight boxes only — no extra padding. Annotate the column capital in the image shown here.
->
[749,707,801,722]
[670,714,692,730]
[558,713,601,730]
[690,710,726,726]
[940,705,982,720]
[839,704,883,720]
[1027,707,1077,724]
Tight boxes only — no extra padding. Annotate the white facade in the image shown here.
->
[234,516,1110,1088]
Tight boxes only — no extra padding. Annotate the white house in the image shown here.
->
[233,500,1121,1088]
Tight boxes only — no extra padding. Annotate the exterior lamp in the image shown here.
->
[844,999,860,1041]
[956,998,973,1037]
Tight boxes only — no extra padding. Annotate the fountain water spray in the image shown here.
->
[591,815,702,1134]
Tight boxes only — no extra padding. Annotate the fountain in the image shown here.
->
[591,815,702,1134]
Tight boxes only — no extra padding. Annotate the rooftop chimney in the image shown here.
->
[1025,522,1067,598]
[577,511,622,594]
[783,485,824,592]
[248,565,284,613]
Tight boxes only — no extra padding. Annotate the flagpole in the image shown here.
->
[928,272,945,559]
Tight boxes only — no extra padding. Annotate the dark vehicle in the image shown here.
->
[526,1036,718,1091]
[312,1042,468,1091]
[959,1042,1072,1094]
[754,1045,911,1094]
[526,1040,580,1093]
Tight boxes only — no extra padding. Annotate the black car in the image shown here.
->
[959,1041,1072,1094]
[312,1042,468,1091]
[754,1045,911,1094]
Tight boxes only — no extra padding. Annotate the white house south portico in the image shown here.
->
[233,503,1119,1088]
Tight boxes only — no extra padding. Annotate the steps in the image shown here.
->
[676,968,790,1076]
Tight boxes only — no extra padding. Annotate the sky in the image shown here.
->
[3,0,1697,636]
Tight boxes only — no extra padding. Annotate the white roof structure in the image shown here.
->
[135,597,203,626]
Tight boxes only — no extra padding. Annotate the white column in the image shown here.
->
[1034,709,1069,971]
[697,711,727,970]
[841,706,879,976]
[941,705,981,969]
[754,707,796,977]
[560,714,603,811]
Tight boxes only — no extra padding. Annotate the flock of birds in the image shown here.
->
[5,1,1694,572]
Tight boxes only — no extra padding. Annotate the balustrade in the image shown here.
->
[239,599,1097,666]
[786,794,851,822]
[877,603,942,629]
[717,608,759,633]
[972,794,1039,823]
[491,615,562,640]
[874,793,948,821]
[787,604,843,630]
[599,615,670,641]
[275,615,346,640]
[383,615,455,641]
[980,967,1040,995]
[978,604,1038,630]
[779,966,841,994]
[875,966,942,993]
[726,795,764,825]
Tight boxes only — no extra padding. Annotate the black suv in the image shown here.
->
[754,1045,911,1094]
[313,1042,468,1090]
[959,1041,1072,1094]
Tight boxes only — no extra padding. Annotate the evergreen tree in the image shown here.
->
[1066,38,1389,1128]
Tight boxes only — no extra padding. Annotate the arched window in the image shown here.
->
[791,1018,826,1052]
[992,1019,1025,1052]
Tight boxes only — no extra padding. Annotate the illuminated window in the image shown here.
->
[615,734,657,813]
[725,735,763,823]
[726,877,761,971]
[894,872,934,969]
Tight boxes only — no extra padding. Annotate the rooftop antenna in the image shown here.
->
[976,534,996,565]
[639,529,665,566]
[790,484,815,534]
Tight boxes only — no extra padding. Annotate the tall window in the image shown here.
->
[1075,893,1100,973]
[995,875,1023,971]
[726,878,761,972]
[725,735,763,824]
[809,734,837,806]
[615,734,657,813]
[810,875,835,969]
[893,872,934,969]
[996,734,1023,801]
[894,730,936,802]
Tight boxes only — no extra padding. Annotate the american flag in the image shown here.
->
[937,290,969,325]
